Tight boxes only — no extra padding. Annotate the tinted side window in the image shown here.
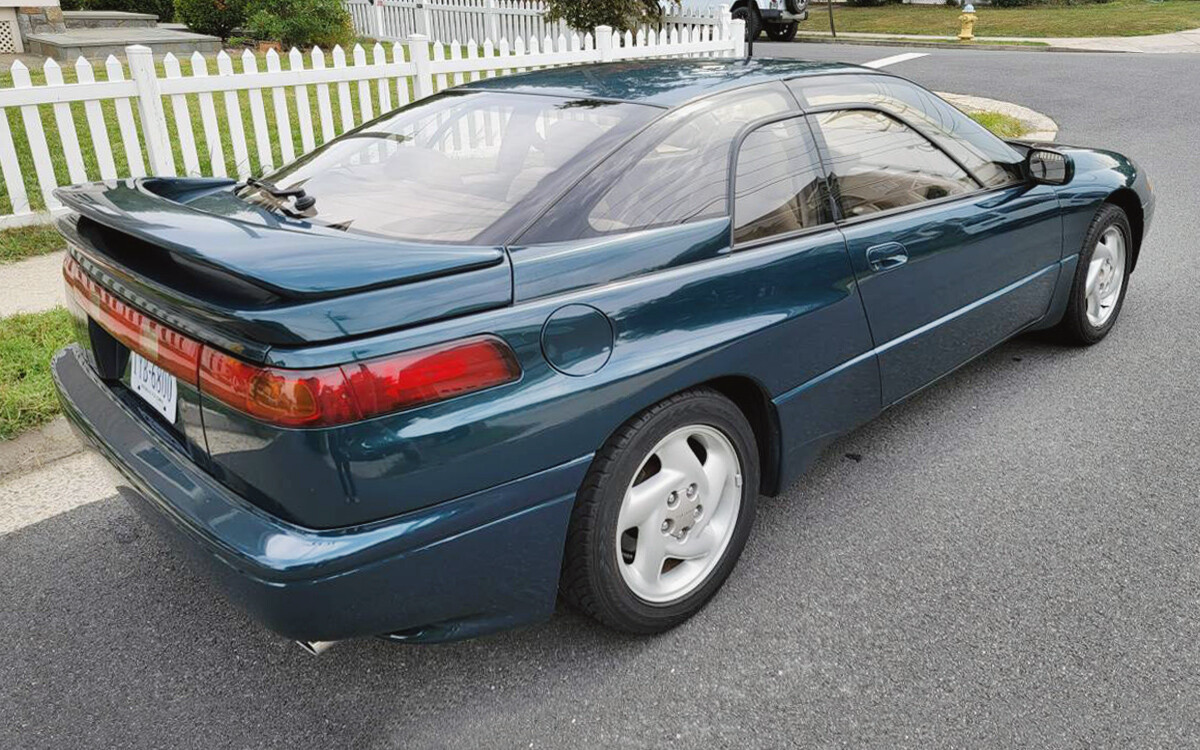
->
[791,75,1024,188]
[734,118,832,245]
[812,110,978,218]
[521,83,794,243]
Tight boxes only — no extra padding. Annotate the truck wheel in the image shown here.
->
[732,5,762,42]
[560,388,760,634]
[765,22,799,42]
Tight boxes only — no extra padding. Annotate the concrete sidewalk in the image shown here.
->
[0,251,66,317]
[796,27,1200,53]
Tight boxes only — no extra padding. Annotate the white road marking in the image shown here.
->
[862,52,930,69]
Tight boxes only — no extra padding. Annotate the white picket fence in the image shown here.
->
[346,0,566,47]
[344,0,727,47]
[0,13,741,230]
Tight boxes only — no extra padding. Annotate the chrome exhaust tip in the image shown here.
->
[296,640,338,656]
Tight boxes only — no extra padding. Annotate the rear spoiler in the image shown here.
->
[54,178,507,301]
[54,179,514,351]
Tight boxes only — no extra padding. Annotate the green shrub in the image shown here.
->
[844,0,900,7]
[174,0,246,38]
[68,0,176,23]
[244,0,354,49]
[543,0,670,33]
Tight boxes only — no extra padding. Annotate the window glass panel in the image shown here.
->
[243,91,656,243]
[812,110,977,218]
[792,75,1023,188]
[734,118,831,244]
[584,84,795,234]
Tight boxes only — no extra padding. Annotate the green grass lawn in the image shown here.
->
[0,47,472,216]
[968,110,1030,138]
[0,225,64,263]
[0,308,73,440]
[807,0,1200,38]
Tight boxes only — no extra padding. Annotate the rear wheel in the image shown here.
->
[765,22,799,42]
[731,5,762,42]
[560,389,759,634]
[1057,203,1132,345]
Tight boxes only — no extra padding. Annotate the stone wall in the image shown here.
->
[63,11,159,29]
[16,4,67,38]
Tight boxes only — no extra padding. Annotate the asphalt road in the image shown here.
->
[4,44,1199,749]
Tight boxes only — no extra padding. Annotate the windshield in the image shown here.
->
[242,91,658,243]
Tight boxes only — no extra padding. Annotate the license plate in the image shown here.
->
[129,352,178,424]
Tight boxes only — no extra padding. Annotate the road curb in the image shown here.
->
[777,36,1121,53]
[0,416,84,481]
[936,92,1059,141]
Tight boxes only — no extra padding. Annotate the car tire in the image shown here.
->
[732,5,762,42]
[560,388,760,634]
[1056,203,1133,345]
[765,22,799,42]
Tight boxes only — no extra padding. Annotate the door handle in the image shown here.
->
[866,242,908,272]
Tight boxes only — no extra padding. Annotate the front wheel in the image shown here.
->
[1057,203,1132,345]
[560,389,759,634]
[765,22,799,42]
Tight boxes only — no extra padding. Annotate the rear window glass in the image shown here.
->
[242,91,657,243]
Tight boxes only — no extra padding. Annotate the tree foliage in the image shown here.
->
[543,0,679,34]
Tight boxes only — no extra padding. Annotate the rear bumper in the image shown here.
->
[760,8,807,22]
[52,345,590,643]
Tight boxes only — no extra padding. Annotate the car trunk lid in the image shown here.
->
[56,178,513,353]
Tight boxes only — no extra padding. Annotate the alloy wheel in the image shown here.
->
[1085,226,1127,328]
[615,424,743,604]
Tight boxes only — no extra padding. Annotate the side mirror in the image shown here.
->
[1026,147,1073,186]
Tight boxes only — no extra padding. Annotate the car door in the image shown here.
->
[807,107,1063,406]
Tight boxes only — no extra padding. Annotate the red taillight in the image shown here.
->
[64,256,521,428]
[199,349,360,428]
[64,256,201,381]
[201,337,520,427]
[341,336,522,420]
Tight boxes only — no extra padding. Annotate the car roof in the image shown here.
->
[461,58,868,108]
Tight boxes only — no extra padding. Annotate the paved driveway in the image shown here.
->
[3,45,1198,749]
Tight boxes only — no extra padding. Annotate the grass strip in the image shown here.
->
[807,0,1200,38]
[0,226,64,264]
[0,308,74,440]
[968,110,1030,138]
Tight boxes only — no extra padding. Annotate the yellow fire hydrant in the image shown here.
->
[958,3,977,41]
